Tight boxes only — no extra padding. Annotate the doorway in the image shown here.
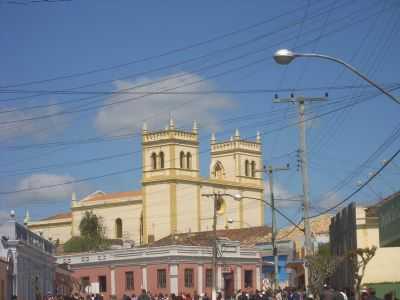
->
[223,273,234,298]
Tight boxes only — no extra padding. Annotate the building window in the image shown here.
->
[205,269,213,288]
[244,270,253,288]
[151,152,157,170]
[99,276,107,292]
[157,269,167,289]
[251,161,256,177]
[80,277,90,292]
[186,152,192,169]
[125,272,134,290]
[180,151,185,169]
[159,151,165,169]
[213,161,224,179]
[245,160,249,176]
[184,268,194,288]
[116,218,123,238]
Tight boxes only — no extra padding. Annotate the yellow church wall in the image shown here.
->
[72,199,142,243]
[355,207,400,284]
[199,184,214,232]
[144,182,171,241]
[198,183,263,231]
[29,220,72,244]
[176,182,198,233]
[175,144,199,178]
[210,153,237,181]
[142,144,173,178]
[242,189,264,227]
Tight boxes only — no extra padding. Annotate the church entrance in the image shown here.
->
[223,272,234,298]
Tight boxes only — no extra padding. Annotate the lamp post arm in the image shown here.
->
[241,196,304,232]
[295,53,400,105]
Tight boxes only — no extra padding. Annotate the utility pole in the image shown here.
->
[201,191,224,300]
[212,192,219,300]
[273,93,327,294]
[263,164,289,292]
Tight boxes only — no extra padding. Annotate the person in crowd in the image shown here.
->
[321,284,336,300]
[368,289,382,300]
[361,289,370,300]
[139,289,151,300]
[276,288,283,300]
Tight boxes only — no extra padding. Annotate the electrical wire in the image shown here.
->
[0,1,314,89]
[308,147,400,219]
[0,0,387,127]
[1,82,397,195]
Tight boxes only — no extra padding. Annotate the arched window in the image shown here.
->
[180,151,185,169]
[245,160,250,177]
[151,152,157,170]
[213,161,224,179]
[115,218,123,238]
[159,151,165,169]
[186,152,192,169]
[251,161,256,177]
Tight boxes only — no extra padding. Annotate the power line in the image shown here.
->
[0,2,315,89]
[0,82,395,97]
[0,4,390,127]
[3,0,71,5]
[0,84,392,196]
[309,147,400,219]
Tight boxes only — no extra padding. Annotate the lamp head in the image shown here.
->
[233,193,242,201]
[273,49,296,65]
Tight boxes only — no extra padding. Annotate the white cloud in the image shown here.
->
[0,99,68,140]
[264,181,300,208]
[14,173,89,204]
[94,72,234,134]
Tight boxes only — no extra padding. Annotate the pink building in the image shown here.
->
[58,239,263,299]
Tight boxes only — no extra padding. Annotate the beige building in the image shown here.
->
[28,120,265,245]
[330,200,400,291]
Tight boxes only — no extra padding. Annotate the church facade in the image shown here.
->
[28,120,265,245]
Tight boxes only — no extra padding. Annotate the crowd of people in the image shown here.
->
[42,285,398,300]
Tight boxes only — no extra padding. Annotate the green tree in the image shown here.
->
[79,211,104,239]
[306,253,343,299]
[64,211,110,253]
[350,246,377,300]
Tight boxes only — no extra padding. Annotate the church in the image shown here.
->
[27,119,265,245]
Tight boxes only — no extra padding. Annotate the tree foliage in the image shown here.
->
[306,253,343,298]
[306,245,377,300]
[64,211,111,253]
[79,211,104,239]
[350,246,377,300]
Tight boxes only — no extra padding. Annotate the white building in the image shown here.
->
[0,212,55,300]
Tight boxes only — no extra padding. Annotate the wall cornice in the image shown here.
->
[142,176,264,191]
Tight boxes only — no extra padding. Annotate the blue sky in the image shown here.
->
[0,0,399,228]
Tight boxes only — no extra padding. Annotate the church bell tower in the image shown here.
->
[141,118,200,243]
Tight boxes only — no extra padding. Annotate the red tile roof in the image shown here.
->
[149,226,272,247]
[149,215,332,247]
[41,212,72,221]
[82,190,142,202]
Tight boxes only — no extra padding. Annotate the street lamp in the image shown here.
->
[273,49,400,105]
[226,218,252,228]
[202,192,241,300]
